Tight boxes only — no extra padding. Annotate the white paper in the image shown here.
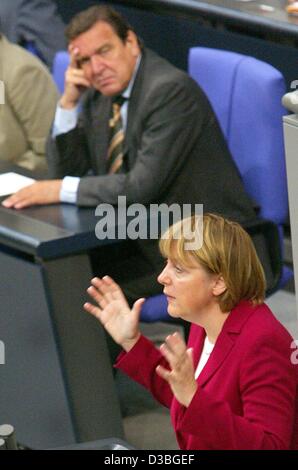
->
[0,172,35,197]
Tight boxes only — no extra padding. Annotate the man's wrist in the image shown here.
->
[59,96,78,110]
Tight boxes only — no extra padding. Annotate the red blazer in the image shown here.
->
[116,301,298,450]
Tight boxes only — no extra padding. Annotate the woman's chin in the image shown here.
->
[167,305,180,318]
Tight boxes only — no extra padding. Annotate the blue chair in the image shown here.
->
[141,47,292,324]
[24,41,45,63]
[188,47,292,288]
[52,50,70,94]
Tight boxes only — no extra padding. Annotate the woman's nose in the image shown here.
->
[157,266,170,286]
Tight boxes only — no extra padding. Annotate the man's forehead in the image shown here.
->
[71,21,117,48]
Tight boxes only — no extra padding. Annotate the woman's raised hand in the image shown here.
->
[84,276,145,352]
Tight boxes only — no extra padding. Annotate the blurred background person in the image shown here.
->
[0,0,66,70]
[0,33,59,171]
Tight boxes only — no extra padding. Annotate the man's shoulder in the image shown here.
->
[142,48,192,85]
[139,48,203,101]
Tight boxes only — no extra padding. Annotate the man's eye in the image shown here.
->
[78,57,90,67]
[100,46,111,55]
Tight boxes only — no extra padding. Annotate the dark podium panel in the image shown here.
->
[0,199,124,449]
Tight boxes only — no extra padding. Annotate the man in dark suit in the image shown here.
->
[2,5,259,302]
[0,0,66,69]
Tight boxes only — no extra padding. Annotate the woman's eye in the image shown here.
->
[174,265,183,273]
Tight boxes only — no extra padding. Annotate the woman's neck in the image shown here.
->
[194,304,230,344]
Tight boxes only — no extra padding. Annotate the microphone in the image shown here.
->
[0,438,6,450]
[282,90,298,114]
[0,424,18,450]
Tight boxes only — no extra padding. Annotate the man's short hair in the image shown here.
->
[65,5,137,44]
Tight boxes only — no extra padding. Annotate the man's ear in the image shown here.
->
[126,30,140,56]
[212,276,227,297]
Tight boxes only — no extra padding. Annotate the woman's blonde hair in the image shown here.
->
[159,213,266,312]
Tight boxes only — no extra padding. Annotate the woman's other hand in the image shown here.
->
[156,332,197,407]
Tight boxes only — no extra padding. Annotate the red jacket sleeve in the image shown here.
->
[115,335,174,408]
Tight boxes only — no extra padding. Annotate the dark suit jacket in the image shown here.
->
[48,49,275,287]
[0,0,66,69]
[117,301,298,450]
[47,48,256,223]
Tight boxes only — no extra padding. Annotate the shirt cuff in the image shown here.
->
[52,104,79,137]
[60,176,80,203]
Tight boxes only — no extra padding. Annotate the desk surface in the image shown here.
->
[113,0,298,38]
[0,163,130,258]
[0,202,102,259]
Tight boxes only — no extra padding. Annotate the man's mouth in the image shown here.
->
[96,76,114,86]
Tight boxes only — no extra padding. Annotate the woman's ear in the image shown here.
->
[212,275,227,297]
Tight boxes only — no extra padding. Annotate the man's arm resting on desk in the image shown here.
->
[1,178,78,209]
[1,78,81,212]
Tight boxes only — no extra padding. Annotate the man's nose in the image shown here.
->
[90,55,105,73]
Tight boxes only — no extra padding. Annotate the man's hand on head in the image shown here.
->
[1,180,63,209]
[59,45,91,110]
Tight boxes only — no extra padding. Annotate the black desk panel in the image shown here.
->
[0,188,124,448]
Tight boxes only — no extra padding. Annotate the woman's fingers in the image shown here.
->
[91,276,117,296]
[166,332,187,355]
[83,302,103,321]
[159,332,188,369]
[87,285,108,309]
[93,276,130,307]
[159,333,195,381]
[102,276,128,301]
[155,365,171,382]
[131,298,145,321]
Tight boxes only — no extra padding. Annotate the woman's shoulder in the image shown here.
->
[236,301,294,350]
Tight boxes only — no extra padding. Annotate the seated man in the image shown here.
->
[0,0,66,70]
[2,5,259,303]
[0,33,59,171]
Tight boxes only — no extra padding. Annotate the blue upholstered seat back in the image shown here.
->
[188,47,288,225]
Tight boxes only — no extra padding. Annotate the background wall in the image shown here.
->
[55,1,298,88]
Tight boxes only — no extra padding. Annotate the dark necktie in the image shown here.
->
[107,95,126,174]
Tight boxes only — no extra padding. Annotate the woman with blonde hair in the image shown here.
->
[84,213,298,450]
